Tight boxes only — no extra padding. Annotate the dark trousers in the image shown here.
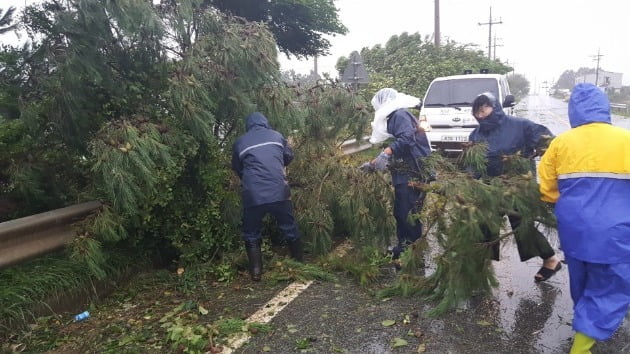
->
[393,183,425,252]
[242,200,300,243]
[483,213,555,261]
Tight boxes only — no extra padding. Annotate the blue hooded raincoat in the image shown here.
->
[538,83,630,340]
[469,93,552,176]
[469,93,552,177]
[231,112,293,208]
[386,109,432,185]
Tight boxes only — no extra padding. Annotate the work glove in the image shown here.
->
[373,152,390,171]
[359,162,375,173]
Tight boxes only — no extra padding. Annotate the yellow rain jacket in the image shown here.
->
[538,84,630,264]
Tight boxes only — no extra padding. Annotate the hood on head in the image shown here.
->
[371,88,398,111]
[245,112,271,131]
[368,88,422,144]
[568,83,611,128]
[472,91,506,121]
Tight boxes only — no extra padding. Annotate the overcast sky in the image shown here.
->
[280,0,630,88]
[3,0,630,88]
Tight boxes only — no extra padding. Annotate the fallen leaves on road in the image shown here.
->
[391,337,408,348]
[381,319,396,327]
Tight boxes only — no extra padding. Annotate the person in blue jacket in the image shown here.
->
[469,92,561,281]
[538,83,630,353]
[231,112,303,281]
[368,88,432,260]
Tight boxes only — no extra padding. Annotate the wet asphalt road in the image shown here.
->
[517,94,630,134]
[237,95,630,353]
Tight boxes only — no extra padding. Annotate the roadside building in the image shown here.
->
[575,70,623,93]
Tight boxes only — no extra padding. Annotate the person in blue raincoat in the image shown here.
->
[538,83,630,354]
[469,92,562,281]
[231,112,303,281]
[367,88,432,260]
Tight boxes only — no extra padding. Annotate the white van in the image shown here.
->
[420,73,515,152]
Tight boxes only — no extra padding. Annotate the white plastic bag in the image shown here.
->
[369,88,421,144]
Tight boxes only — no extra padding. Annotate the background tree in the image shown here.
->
[507,73,530,100]
[336,32,512,98]
[205,0,347,57]
[555,69,576,89]
[0,44,23,121]
[0,7,17,34]
[554,67,595,89]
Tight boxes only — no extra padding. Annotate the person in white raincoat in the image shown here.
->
[366,88,432,259]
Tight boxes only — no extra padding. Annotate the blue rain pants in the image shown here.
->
[565,256,630,341]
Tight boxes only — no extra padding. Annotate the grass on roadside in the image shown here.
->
[2,250,337,353]
[0,250,139,337]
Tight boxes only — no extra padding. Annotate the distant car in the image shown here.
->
[419,73,515,152]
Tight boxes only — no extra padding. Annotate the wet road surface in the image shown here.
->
[518,94,630,134]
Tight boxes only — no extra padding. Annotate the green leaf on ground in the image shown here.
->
[391,337,408,348]
[382,320,396,327]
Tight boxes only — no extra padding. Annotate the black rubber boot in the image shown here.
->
[244,240,263,281]
[287,238,304,262]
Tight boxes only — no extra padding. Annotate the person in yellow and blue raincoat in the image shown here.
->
[538,83,630,354]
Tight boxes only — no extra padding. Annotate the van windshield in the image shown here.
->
[424,78,499,107]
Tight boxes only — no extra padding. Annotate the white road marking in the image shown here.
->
[222,240,353,353]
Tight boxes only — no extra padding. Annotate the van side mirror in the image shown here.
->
[502,95,516,108]
[413,99,423,110]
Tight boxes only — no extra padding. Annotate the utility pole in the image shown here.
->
[478,7,502,59]
[434,0,440,48]
[313,55,318,76]
[591,48,603,87]
[492,32,503,60]
[505,59,516,76]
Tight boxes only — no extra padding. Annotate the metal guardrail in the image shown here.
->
[611,103,628,113]
[0,201,102,269]
[340,136,374,155]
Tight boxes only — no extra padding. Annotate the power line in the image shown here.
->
[478,7,502,59]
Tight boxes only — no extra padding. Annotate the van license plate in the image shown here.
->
[440,135,468,142]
